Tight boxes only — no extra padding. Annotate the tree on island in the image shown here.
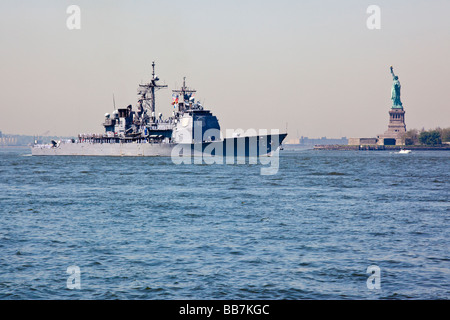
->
[419,130,442,146]
[402,127,449,146]
[436,127,450,143]
[403,129,419,145]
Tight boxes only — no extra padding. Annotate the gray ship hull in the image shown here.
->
[31,133,287,157]
[32,141,174,156]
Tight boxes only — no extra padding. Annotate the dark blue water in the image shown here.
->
[0,147,449,299]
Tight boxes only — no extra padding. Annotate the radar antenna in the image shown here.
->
[137,61,167,124]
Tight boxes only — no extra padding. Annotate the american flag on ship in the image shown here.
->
[171,94,179,106]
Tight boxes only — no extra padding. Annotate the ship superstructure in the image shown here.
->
[96,62,220,145]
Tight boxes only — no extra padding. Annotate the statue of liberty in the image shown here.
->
[390,66,403,108]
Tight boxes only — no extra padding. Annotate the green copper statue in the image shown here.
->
[390,66,403,108]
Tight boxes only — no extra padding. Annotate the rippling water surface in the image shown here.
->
[0,147,449,299]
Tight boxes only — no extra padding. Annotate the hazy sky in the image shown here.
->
[1,0,449,139]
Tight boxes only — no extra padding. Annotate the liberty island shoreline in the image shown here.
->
[313,145,450,151]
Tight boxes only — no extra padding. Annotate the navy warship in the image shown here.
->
[32,62,287,157]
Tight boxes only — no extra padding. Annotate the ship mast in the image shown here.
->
[137,61,167,124]
[172,77,197,111]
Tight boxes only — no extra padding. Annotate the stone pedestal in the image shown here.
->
[377,108,406,145]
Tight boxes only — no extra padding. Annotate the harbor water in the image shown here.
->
[0,148,449,299]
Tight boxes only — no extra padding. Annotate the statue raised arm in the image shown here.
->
[390,65,396,79]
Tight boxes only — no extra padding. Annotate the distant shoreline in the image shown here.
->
[313,145,450,151]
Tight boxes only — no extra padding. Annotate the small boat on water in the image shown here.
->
[398,149,411,154]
